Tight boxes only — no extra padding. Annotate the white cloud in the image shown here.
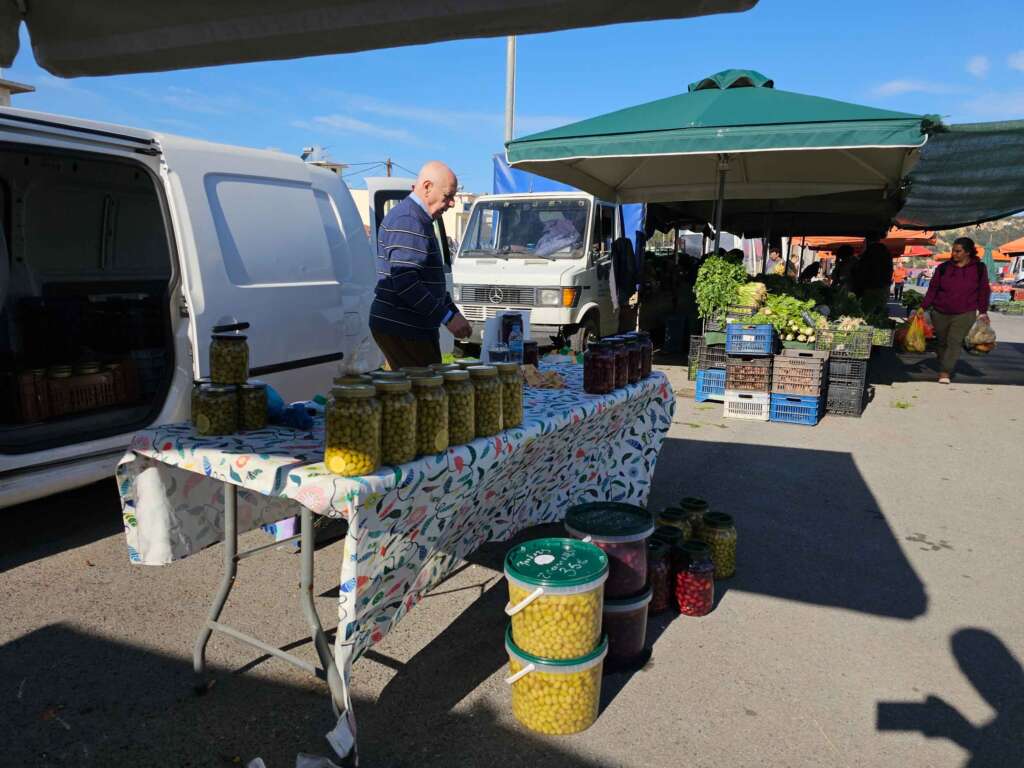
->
[305,114,424,145]
[1008,50,1024,72]
[871,79,958,97]
[960,90,1024,119]
[966,55,990,78]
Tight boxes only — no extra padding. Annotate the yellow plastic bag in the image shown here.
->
[902,312,927,353]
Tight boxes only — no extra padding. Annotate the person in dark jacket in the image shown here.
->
[829,245,856,290]
[922,237,991,383]
[370,161,471,369]
[852,239,893,317]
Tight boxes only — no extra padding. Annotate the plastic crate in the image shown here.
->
[815,326,872,359]
[826,382,871,417]
[828,358,868,381]
[698,343,728,370]
[695,368,726,402]
[1003,301,1024,315]
[705,304,758,332]
[725,323,776,355]
[772,351,828,396]
[871,327,895,347]
[769,393,824,426]
[723,390,770,421]
[47,371,119,417]
[726,354,773,392]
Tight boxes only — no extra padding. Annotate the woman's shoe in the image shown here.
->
[938,373,951,384]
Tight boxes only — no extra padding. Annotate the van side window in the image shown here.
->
[207,176,342,286]
[592,204,615,255]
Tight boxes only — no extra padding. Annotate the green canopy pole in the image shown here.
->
[712,154,729,253]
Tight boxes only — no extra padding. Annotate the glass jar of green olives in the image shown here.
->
[697,511,736,579]
[190,377,211,425]
[442,368,475,446]
[324,384,381,476]
[495,362,524,429]
[375,378,418,466]
[194,384,239,436]
[410,374,449,455]
[401,366,433,379]
[369,371,408,382]
[468,365,503,437]
[238,383,268,431]
[334,374,372,386]
[209,322,250,385]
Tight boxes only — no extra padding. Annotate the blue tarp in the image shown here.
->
[492,153,645,270]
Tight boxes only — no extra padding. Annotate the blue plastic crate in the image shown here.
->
[695,368,726,402]
[769,393,824,426]
[726,323,775,355]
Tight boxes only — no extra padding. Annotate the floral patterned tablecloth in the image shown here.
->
[117,364,675,670]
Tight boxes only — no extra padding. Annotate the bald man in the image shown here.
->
[370,161,471,369]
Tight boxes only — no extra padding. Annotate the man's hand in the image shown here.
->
[446,313,472,339]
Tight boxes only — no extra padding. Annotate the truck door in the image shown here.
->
[365,177,455,356]
[592,202,618,336]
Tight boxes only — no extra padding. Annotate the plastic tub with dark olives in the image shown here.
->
[468,365,503,437]
[442,368,476,446]
[324,384,381,476]
[410,374,449,455]
[374,378,418,466]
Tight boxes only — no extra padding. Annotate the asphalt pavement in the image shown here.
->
[2,314,1022,768]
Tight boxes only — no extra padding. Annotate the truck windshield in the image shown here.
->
[459,198,590,259]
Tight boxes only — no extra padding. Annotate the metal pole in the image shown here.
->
[712,155,728,254]
[504,36,517,144]
[193,482,239,683]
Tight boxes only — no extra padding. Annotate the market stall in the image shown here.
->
[117,362,674,756]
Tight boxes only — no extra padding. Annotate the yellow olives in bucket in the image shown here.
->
[504,537,608,660]
[505,626,606,735]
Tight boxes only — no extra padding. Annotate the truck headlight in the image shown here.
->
[452,285,461,301]
[538,288,561,306]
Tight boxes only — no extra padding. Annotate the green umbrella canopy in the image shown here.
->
[507,69,937,204]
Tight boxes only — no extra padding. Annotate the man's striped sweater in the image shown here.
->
[369,194,455,340]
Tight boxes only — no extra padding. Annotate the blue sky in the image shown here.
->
[4,0,1024,193]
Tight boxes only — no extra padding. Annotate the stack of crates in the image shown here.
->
[695,334,728,402]
[826,358,870,417]
[723,323,775,421]
[770,349,829,425]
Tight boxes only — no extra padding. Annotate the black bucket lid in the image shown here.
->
[565,502,654,542]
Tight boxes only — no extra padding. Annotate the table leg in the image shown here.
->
[193,481,238,687]
[299,505,348,718]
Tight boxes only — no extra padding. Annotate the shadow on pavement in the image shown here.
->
[0,480,123,573]
[870,342,1024,387]
[651,438,928,620]
[877,628,1024,768]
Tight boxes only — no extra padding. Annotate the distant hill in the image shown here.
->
[933,215,1024,253]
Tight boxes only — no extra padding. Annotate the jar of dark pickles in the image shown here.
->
[680,497,710,535]
[647,540,673,615]
[635,331,653,378]
[621,334,642,384]
[675,540,714,617]
[583,341,615,395]
[523,340,539,367]
[604,336,629,389]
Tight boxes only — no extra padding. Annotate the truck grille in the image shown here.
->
[460,285,537,306]
[459,305,532,322]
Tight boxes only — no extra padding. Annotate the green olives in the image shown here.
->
[468,365,503,438]
[411,375,449,455]
[238,383,268,431]
[375,379,417,466]
[443,369,475,446]
[210,336,249,385]
[190,378,211,426]
[496,362,524,429]
[324,385,381,476]
[194,384,238,435]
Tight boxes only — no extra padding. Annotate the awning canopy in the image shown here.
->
[999,236,1024,256]
[507,69,933,204]
[897,121,1024,229]
[0,0,758,77]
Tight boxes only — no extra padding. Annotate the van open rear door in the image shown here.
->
[159,135,379,397]
[365,177,456,357]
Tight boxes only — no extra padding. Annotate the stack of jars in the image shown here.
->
[191,322,269,436]
[582,331,655,395]
[504,538,609,735]
[320,362,524,477]
[564,503,655,668]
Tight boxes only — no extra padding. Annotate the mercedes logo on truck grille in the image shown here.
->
[489,287,504,304]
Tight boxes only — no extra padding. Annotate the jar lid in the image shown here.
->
[467,365,498,379]
[369,371,408,381]
[604,585,653,612]
[193,377,211,385]
[456,358,481,369]
[523,340,538,348]
[677,540,711,557]
[204,384,237,394]
[680,497,709,514]
[504,537,608,588]
[334,374,371,385]
[334,384,377,399]
[587,340,609,350]
[651,525,684,545]
[505,625,609,669]
[374,378,412,394]
[702,511,734,529]
[494,362,520,375]
[565,502,655,541]
[240,382,267,391]
[647,539,671,559]
[212,333,248,341]
[410,374,443,388]
[401,366,433,378]
[441,368,470,382]
[658,507,685,523]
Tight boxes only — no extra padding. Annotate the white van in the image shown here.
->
[0,106,386,509]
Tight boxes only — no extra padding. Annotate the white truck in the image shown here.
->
[453,191,669,352]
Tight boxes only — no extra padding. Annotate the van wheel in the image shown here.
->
[570,314,600,354]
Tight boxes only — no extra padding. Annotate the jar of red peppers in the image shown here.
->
[697,511,737,579]
[604,337,629,389]
[583,341,615,395]
[565,502,654,599]
[620,334,642,384]
[635,330,653,378]
[647,540,672,615]
[675,540,715,616]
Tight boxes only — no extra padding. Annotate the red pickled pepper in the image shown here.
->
[675,570,714,616]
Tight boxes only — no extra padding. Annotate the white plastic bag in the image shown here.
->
[964,317,996,353]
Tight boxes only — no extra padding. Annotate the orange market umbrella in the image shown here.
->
[998,236,1024,256]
